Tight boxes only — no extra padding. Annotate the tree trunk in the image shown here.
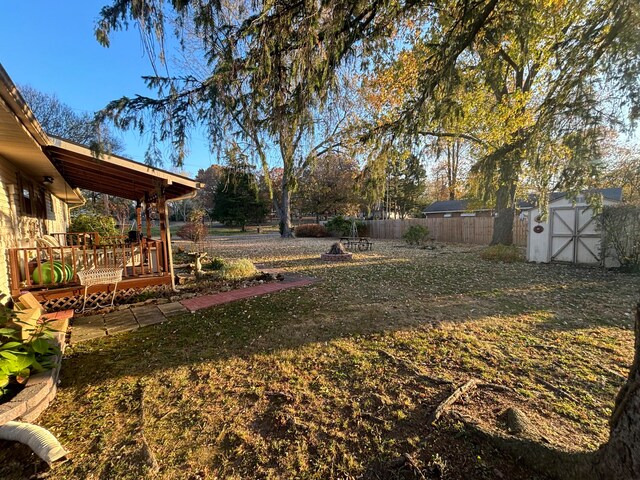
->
[490,182,517,245]
[276,183,294,238]
[591,301,640,479]
[102,194,110,216]
[465,300,640,480]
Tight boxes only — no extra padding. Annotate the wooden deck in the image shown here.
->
[8,237,169,297]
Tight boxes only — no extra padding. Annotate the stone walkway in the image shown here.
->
[70,275,316,344]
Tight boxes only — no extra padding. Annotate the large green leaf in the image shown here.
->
[0,327,18,336]
[30,338,52,355]
[0,373,9,388]
[0,350,18,361]
[0,351,34,375]
[0,341,23,351]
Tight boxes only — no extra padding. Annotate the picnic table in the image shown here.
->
[340,237,374,251]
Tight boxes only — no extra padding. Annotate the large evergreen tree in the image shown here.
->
[364,0,640,244]
[211,168,268,231]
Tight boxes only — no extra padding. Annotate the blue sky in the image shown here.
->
[0,1,216,177]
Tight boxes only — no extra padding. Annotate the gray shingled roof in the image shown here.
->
[422,198,533,213]
[422,200,471,213]
[550,187,623,202]
[422,188,622,214]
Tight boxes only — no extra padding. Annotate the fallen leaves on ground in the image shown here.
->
[0,237,636,480]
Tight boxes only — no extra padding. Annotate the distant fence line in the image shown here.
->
[362,217,528,246]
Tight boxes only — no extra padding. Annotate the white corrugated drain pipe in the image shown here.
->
[0,421,68,465]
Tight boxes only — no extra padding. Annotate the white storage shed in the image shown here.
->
[527,188,622,265]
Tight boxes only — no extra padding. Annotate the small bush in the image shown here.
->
[480,244,524,263]
[325,216,366,236]
[598,205,640,271]
[221,258,258,280]
[176,222,208,243]
[203,257,226,271]
[294,224,329,237]
[0,294,60,401]
[403,225,430,246]
[70,213,119,238]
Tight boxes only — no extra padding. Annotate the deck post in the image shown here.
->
[135,200,143,238]
[144,193,152,239]
[157,193,176,291]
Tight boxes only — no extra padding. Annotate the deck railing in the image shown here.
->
[8,239,165,294]
[50,231,131,247]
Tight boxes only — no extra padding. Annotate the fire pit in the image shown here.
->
[320,242,353,262]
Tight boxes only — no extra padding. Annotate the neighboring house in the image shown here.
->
[0,64,200,307]
[527,188,623,265]
[422,198,534,218]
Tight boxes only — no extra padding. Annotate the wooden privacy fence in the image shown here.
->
[362,217,528,246]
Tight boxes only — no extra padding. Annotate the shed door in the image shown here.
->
[550,207,600,264]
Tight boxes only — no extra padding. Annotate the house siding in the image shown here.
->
[0,153,69,295]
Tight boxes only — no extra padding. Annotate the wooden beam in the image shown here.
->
[144,193,152,239]
[49,149,163,185]
[52,163,153,193]
[157,193,175,290]
[135,200,142,237]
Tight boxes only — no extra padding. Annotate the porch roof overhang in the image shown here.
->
[0,65,83,204]
[1,63,200,205]
[45,138,201,202]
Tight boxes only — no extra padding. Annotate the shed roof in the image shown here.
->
[549,187,623,203]
[423,199,472,214]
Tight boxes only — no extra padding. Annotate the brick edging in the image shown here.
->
[0,327,67,425]
[180,276,317,312]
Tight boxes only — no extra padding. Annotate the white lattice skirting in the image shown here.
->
[42,285,170,312]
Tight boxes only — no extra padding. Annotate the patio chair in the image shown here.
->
[35,235,63,258]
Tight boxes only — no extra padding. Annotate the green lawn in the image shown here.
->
[0,238,636,479]
[149,222,280,238]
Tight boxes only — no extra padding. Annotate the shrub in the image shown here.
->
[480,244,524,263]
[294,224,329,237]
[221,258,258,280]
[177,210,208,243]
[598,205,640,271]
[70,213,119,238]
[325,216,366,237]
[176,222,208,243]
[403,225,430,246]
[203,257,226,271]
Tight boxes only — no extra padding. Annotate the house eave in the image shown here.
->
[0,64,83,204]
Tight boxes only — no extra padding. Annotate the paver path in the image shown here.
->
[70,274,316,344]
[180,276,315,312]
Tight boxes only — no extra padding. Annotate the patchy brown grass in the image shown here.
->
[0,237,636,479]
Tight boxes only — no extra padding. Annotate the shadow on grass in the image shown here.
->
[57,273,624,393]
[58,249,639,392]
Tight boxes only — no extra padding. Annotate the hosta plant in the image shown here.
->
[0,295,60,401]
